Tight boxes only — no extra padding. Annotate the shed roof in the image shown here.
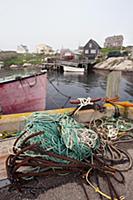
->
[84,39,101,49]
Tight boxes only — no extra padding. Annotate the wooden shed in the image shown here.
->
[83,39,101,60]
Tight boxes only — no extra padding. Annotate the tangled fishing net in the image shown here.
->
[6,111,133,200]
[12,113,100,162]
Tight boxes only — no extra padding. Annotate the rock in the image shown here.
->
[94,57,133,71]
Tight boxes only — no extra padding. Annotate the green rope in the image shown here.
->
[16,112,100,163]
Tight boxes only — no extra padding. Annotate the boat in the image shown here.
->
[0,102,133,188]
[0,71,47,114]
[63,65,85,73]
[40,67,47,73]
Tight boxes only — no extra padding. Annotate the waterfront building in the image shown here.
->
[60,49,75,60]
[83,39,101,60]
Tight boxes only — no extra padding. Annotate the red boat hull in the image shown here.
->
[0,73,47,114]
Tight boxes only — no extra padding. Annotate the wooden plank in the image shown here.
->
[0,138,15,181]
[106,71,121,98]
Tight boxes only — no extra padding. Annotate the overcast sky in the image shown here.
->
[0,0,133,51]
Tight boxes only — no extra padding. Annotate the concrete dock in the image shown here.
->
[0,142,133,200]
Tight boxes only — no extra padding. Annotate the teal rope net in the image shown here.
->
[16,112,100,162]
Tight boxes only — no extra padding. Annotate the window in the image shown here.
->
[85,49,89,54]
[90,49,96,54]
[89,43,92,48]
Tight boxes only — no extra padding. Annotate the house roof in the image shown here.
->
[36,44,52,49]
[84,39,101,49]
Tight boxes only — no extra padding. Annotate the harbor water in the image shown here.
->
[46,70,133,109]
[0,68,133,110]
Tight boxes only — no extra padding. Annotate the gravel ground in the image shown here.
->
[0,143,133,200]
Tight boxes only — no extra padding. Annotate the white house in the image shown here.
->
[17,45,29,54]
[36,44,54,55]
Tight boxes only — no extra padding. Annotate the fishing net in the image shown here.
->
[6,111,133,199]
[15,112,100,162]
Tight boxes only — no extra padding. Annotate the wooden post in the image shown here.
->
[106,71,121,98]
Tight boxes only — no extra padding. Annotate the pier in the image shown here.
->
[43,60,95,71]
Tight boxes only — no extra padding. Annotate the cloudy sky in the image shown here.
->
[0,0,133,51]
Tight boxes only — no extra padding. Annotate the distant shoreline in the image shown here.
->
[93,57,133,71]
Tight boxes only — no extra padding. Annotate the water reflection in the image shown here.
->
[47,70,106,109]
[122,72,133,98]
[46,70,133,109]
[0,68,133,109]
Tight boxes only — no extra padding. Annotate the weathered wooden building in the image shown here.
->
[83,39,101,60]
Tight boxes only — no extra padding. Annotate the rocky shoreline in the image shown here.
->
[93,57,133,71]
